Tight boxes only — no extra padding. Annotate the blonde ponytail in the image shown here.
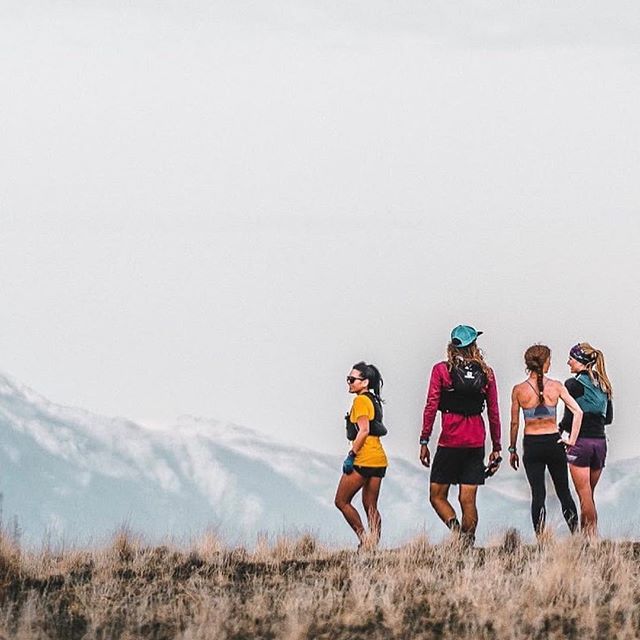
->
[580,343,613,397]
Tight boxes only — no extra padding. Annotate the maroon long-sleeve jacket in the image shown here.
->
[421,361,502,450]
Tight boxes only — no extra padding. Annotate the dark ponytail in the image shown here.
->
[352,361,384,403]
[524,345,551,406]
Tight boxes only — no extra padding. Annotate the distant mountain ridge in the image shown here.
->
[0,372,636,546]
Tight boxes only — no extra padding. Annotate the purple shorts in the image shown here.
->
[566,438,607,470]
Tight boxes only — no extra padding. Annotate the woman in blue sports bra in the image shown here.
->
[509,345,583,536]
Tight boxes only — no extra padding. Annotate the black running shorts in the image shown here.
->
[430,446,485,485]
[353,465,387,478]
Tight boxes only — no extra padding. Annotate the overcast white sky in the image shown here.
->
[1,1,639,462]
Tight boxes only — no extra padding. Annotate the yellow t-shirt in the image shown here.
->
[349,394,388,468]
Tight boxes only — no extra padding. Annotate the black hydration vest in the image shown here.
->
[345,392,387,441]
[438,361,487,417]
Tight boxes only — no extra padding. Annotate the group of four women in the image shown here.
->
[334,325,613,547]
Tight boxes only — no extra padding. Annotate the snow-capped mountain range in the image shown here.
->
[0,372,636,547]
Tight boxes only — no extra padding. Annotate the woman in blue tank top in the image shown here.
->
[509,345,583,536]
[560,343,614,536]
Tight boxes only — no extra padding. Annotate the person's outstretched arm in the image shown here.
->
[605,399,613,425]
[486,370,502,461]
[559,378,583,432]
[351,415,370,454]
[342,398,372,474]
[509,386,520,470]
[419,364,443,467]
[559,384,583,446]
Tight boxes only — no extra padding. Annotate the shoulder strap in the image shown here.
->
[363,391,380,414]
[362,391,387,436]
[525,380,538,394]
[575,372,589,386]
[526,378,549,394]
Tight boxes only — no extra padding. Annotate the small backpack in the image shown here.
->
[345,392,388,441]
[438,361,488,416]
[450,361,487,395]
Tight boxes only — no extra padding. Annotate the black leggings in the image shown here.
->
[523,434,578,534]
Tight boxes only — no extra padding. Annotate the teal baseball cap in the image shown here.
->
[450,325,483,348]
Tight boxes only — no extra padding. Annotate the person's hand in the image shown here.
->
[342,451,355,475]
[509,452,520,471]
[485,453,502,477]
[419,444,430,467]
[557,433,576,450]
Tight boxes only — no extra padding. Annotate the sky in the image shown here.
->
[1,1,639,464]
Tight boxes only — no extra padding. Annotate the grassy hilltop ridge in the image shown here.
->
[0,530,638,639]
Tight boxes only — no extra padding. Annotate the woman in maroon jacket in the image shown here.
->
[419,325,502,545]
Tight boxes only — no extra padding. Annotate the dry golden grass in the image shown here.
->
[0,529,639,639]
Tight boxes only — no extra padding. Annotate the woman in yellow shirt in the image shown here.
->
[334,361,388,547]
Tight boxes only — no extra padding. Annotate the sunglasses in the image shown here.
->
[346,376,364,384]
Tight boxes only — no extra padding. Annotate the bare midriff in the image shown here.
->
[522,415,558,436]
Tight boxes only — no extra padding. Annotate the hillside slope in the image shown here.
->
[0,373,633,546]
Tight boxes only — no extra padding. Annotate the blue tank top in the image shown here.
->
[574,372,608,417]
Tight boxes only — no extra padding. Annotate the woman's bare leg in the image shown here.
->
[589,467,603,530]
[361,477,383,545]
[570,464,598,536]
[334,472,367,542]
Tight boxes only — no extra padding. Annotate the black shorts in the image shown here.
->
[430,446,485,485]
[353,465,386,478]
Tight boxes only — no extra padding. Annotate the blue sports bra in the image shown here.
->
[521,380,557,421]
